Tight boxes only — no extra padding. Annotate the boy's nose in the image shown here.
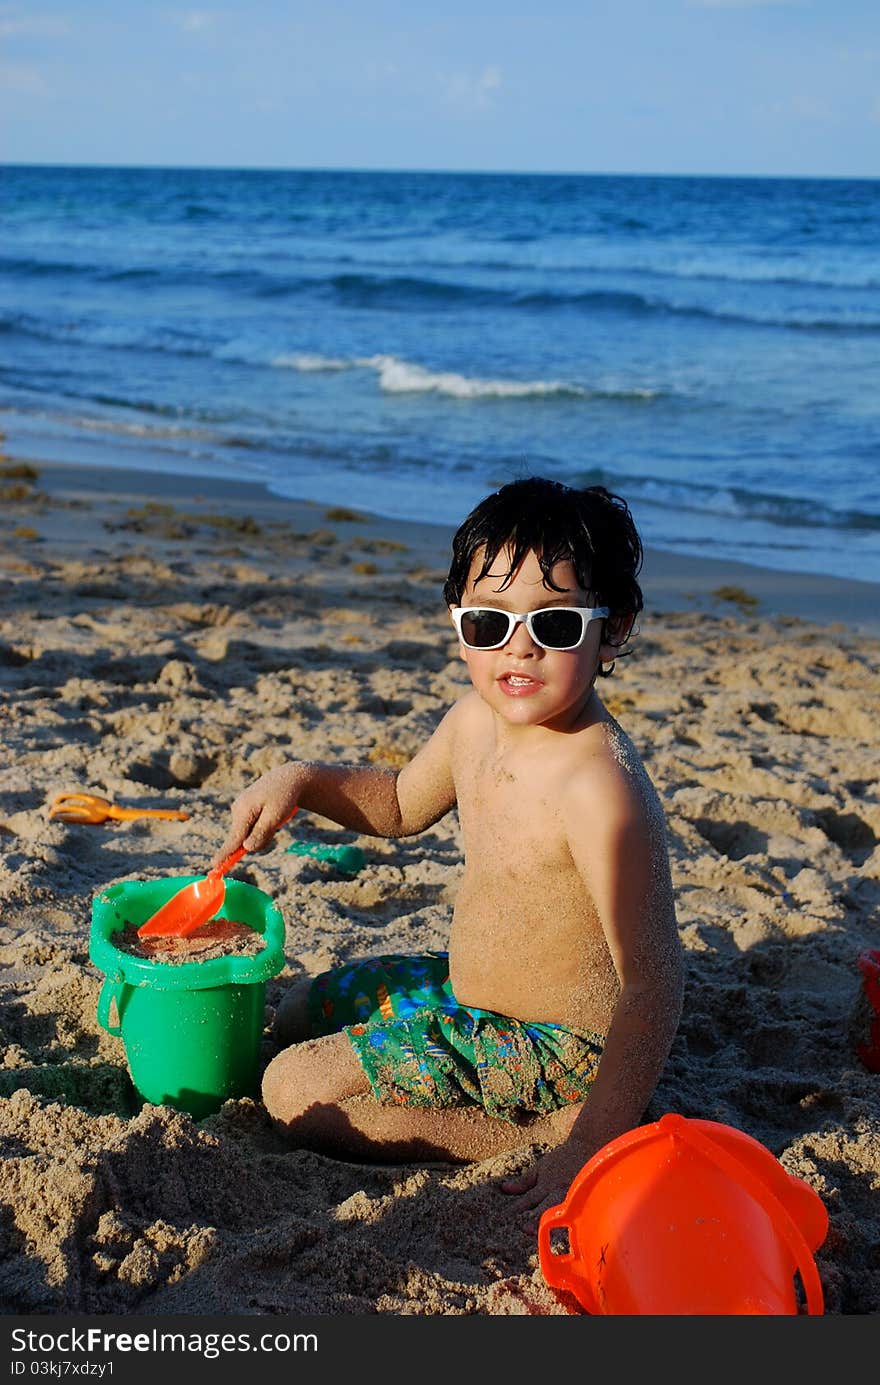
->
[504,619,539,655]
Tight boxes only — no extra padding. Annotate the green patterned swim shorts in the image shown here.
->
[307,951,605,1124]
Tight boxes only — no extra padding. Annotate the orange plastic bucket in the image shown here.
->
[538,1114,828,1315]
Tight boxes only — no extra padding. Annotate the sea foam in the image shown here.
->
[271,351,660,402]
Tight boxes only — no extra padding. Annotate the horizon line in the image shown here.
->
[2,159,878,183]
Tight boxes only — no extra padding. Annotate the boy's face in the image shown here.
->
[452,545,619,732]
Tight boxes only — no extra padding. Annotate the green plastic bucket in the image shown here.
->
[89,876,285,1119]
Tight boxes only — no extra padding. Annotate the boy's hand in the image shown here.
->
[499,1142,590,1236]
[212,765,302,867]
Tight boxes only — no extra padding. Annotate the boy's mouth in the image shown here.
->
[498,671,544,697]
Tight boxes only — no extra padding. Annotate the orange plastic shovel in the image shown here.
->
[137,808,297,939]
[137,844,247,939]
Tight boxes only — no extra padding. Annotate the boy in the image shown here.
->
[214,476,683,1227]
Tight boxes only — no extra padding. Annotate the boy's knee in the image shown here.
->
[262,1043,313,1125]
[261,1032,369,1127]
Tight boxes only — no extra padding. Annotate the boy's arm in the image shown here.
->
[212,703,460,863]
[502,762,684,1226]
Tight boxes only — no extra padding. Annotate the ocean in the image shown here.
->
[2,164,879,582]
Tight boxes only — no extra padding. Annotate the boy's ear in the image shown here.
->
[448,607,468,663]
[598,612,636,665]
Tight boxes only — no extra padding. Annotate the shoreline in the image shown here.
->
[9,454,880,638]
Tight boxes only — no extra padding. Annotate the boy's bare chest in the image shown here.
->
[452,746,573,866]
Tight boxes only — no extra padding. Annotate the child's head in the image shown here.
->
[443,476,643,675]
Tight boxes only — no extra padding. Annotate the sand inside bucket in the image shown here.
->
[111,919,267,964]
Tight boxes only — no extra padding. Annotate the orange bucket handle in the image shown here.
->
[677,1121,825,1315]
[537,1204,584,1304]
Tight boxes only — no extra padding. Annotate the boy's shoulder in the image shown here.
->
[424,691,487,763]
[440,689,486,735]
[562,716,662,833]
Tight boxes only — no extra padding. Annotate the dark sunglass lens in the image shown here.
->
[460,609,510,647]
[531,609,585,648]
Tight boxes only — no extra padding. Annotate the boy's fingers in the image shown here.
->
[499,1170,537,1196]
[212,836,244,868]
[513,1190,544,1214]
[212,801,260,865]
[215,780,298,862]
[243,805,283,851]
[212,824,247,864]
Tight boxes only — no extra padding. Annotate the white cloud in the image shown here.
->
[0,5,68,38]
[757,93,835,122]
[442,65,503,114]
[173,10,215,32]
[247,95,286,116]
[0,62,50,95]
[832,45,880,65]
[365,60,400,84]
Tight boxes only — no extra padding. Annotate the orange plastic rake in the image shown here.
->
[49,792,190,824]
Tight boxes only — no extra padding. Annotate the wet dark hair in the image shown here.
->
[443,476,643,674]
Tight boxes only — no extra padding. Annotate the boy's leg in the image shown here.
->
[262,1032,569,1163]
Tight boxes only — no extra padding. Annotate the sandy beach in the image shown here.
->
[1,456,878,1316]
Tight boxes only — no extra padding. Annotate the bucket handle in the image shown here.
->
[680,1123,825,1315]
[537,1205,591,1308]
[96,976,124,1036]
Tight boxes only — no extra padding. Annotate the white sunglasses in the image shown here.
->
[450,604,609,651]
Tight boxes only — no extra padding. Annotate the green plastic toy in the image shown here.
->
[285,841,366,875]
[90,876,285,1120]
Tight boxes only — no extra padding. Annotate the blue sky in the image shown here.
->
[2,1,878,176]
